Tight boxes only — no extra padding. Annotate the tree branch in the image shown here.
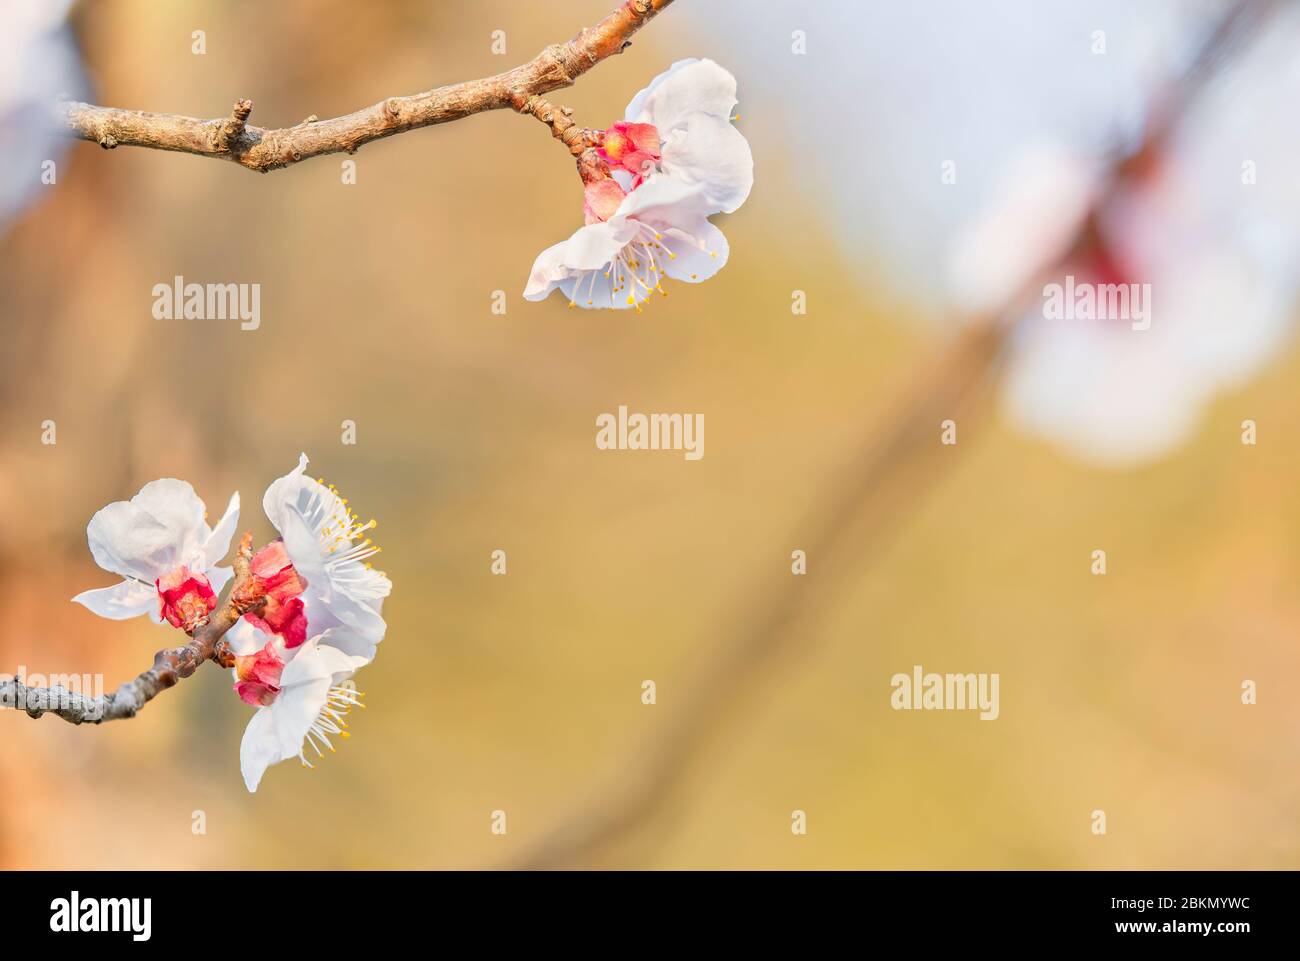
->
[57,0,674,173]
[1,535,265,724]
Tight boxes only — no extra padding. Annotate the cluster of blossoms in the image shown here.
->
[524,58,754,311]
[73,454,391,792]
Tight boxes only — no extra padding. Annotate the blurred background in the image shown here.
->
[2,0,1299,869]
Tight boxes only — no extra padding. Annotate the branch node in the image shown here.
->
[214,98,253,153]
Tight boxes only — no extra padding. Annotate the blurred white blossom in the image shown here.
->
[0,0,86,228]
[978,6,1300,465]
[690,0,1299,466]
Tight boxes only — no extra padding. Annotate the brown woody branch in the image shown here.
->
[0,535,265,724]
[58,0,673,173]
[511,94,604,158]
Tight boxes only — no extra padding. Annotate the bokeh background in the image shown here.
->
[2,0,1299,869]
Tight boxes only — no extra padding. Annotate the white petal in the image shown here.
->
[284,633,371,683]
[131,479,208,559]
[238,637,370,792]
[281,508,387,645]
[524,220,657,309]
[617,174,710,220]
[562,269,608,310]
[71,579,157,620]
[261,453,312,536]
[272,639,366,753]
[523,239,573,301]
[338,560,392,605]
[561,220,637,271]
[564,266,653,311]
[265,676,332,765]
[280,507,329,591]
[658,218,730,283]
[323,584,387,645]
[624,58,738,130]
[307,585,387,649]
[239,707,279,793]
[86,501,182,582]
[202,491,240,569]
[610,169,635,192]
[660,115,753,214]
[207,563,234,597]
[224,617,266,657]
[316,625,379,663]
[240,676,333,792]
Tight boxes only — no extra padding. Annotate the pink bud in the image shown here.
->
[583,179,627,224]
[242,540,309,647]
[234,641,285,706]
[155,566,217,633]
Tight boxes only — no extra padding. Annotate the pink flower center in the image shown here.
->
[155,566,217,633]
[582,123,662,225]
[242,540,309,648]
[234,641,286,707]
[598,121,661,186]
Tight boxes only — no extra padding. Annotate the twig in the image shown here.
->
[57,0,673,173]
[514,0,1277,869]
[0,535,265,724]
[512,94,603,157]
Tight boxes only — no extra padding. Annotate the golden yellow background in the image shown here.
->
[1,0,1297,869]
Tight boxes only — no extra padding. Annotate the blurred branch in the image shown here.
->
[0,535,264,724]
[515,0,1277,869]
[57,0,673,173]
